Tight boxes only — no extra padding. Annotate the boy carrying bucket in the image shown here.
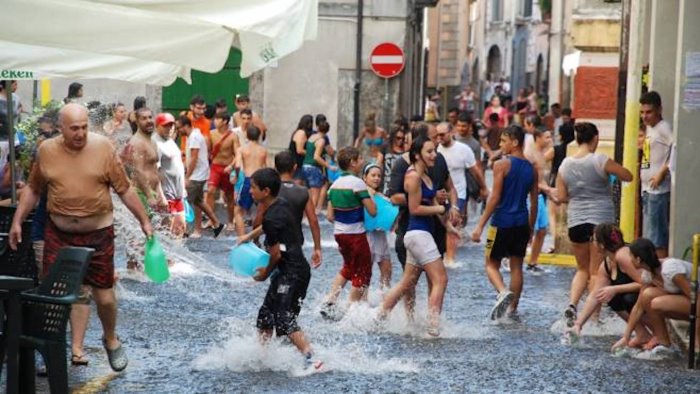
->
[249,168,323,373]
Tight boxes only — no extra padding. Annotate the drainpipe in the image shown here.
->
[353,0,364,142]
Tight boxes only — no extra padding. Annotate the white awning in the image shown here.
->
[0,0,317,85]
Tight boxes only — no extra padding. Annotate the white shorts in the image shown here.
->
[367,230,391,263]
[404,230,441,266]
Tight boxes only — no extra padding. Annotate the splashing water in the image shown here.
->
[54,194,700,392]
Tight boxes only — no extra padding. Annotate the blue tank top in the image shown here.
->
[407,171,437,232]
[491,156,534,228]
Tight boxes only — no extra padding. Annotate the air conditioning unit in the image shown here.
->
[416,0,439,8]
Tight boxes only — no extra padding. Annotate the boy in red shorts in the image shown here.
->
[321,147,376,319]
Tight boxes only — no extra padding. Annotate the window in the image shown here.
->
[519,0,533,18]
[491,0,503,22]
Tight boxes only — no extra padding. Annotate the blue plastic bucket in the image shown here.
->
[327,160,340,183]
[364,194,399,231]
[184,199,195,223]
[230,168,246,194]
[229,243,270,277]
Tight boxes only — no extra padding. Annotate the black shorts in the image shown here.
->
[256,268,310,336]
[568,223,596,244]
[486,225,531,261]
[608,292,638,313]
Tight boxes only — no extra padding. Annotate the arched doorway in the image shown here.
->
[486,46,501,82]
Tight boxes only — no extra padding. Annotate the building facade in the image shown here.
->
[426,0,549,115]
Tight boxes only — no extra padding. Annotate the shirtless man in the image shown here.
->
[122,108,167,269]
[524,128,556,273]
[9,103,152,372]
[232,95,267,141]
[122,108,167,211]
[207,112,240,230]
[232,108,253,148]
[234,125,268,236]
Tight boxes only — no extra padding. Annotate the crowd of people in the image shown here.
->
[0,78,696,375]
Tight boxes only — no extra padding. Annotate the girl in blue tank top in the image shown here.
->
[378,136,453,337]
[406,170,437,232]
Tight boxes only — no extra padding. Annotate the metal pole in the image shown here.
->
[689,233,699,369]
[384,78,390,131]
[353,0,364,142]
[6,85,17,204]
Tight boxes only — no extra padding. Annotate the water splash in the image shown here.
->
[192,326,420,376]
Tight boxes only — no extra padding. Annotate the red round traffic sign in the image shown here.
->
[370,42,405,78]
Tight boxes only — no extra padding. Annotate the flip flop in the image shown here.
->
[642,336,660,351]
[71,353,89,366]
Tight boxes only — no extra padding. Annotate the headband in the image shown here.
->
[363,163,381,176]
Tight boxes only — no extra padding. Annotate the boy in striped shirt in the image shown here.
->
[321,147,376,318]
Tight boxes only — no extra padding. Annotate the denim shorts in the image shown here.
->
[642,191,670,249]
[302,165,325,188]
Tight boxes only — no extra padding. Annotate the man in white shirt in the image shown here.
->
[177,116,224,239]
[639,91,673,258]
[153,113,187,237]
[435,122,488,265]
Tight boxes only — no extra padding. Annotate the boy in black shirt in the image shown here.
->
[249,168,322,372]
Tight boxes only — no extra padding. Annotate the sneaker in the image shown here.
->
[563,304,577,328]
[304,354,324,374]
[320,302,341,321]
[490,291,514,320]
[213,223,225,238]
[526,264,544,274]
[634,345,676,361]
[506,309,521,323]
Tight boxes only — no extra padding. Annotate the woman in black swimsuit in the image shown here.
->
[570,223,652,346]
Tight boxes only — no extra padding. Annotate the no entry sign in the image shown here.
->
[370,42,405,78]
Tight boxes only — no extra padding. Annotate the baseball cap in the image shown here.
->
[155,112,175,126]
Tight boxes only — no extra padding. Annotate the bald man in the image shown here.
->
[9,103,152,372]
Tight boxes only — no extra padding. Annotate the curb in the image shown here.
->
[529,253,577,267]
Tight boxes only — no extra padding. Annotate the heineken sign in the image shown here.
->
[0,70,35,79]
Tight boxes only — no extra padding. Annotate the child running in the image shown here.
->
[362,163,392,290]
[249,168,323,372]
[378,136,451,336]
[472,125,538,320]
[234,125,268,237]
[321,147,376,318]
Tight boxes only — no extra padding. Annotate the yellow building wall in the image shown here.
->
[571,19,621,51]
